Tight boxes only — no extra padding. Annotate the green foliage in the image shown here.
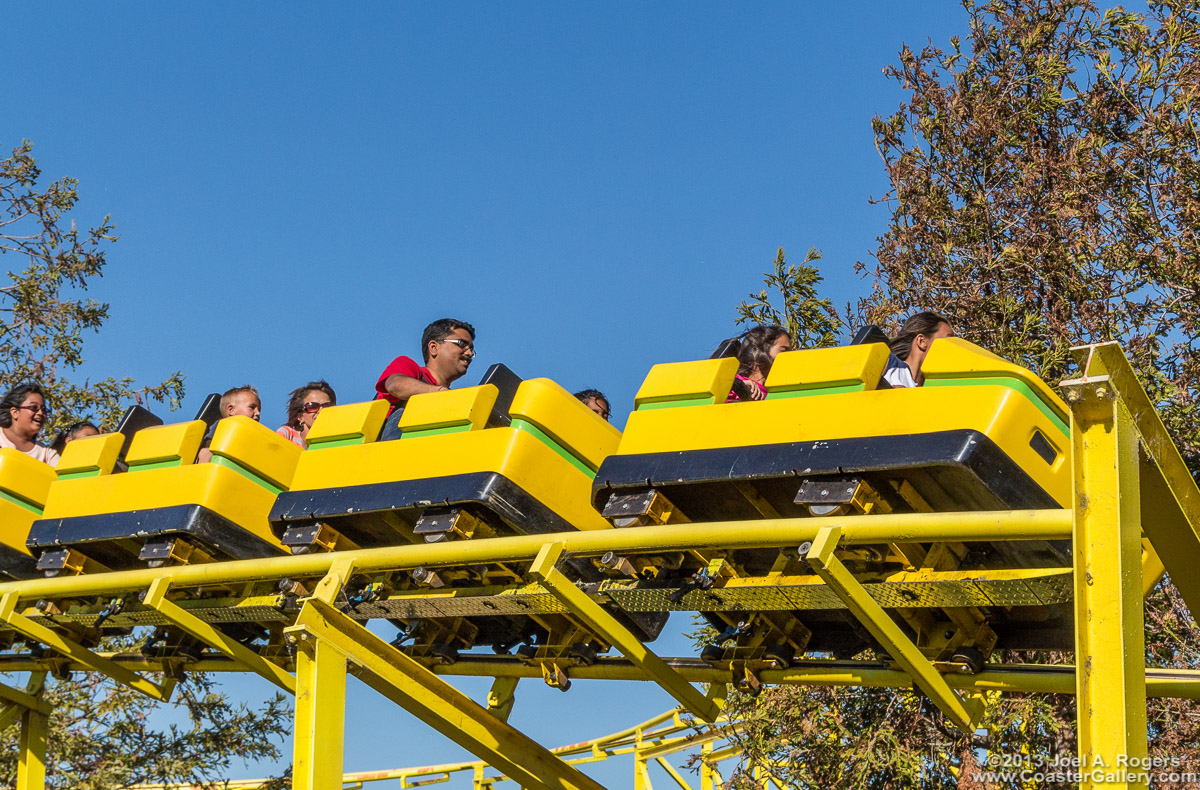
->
[0,142,279,788]
[737,247,843,349]
[716,1,1200,785]
[0,140,184,433]
[858,0,1200,467]
[0,667,290,789]
[714,582,1200,789]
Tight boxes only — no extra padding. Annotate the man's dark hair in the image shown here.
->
[0,382,47,429]
[285,380,337,428]
[889,311,953,361]
[421,318,476,363]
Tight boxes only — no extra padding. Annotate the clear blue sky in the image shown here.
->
[10,2,971,785]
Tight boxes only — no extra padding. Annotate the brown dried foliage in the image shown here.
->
[714,1,1200,786]
[859,0,1200,467]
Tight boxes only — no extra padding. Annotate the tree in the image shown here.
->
[0,140,184,431]
[0,670,291,790]
[736,246,843,348]
[0,141,289,787]
[859,0,1200,469]
[714,2,1200,786]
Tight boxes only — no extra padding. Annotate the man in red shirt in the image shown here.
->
[375,318,476,440]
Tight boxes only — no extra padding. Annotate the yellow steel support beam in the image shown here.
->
[142,577,295,693]
[0,676,51,717]
[699,742,718,790]
[0,592,175,701]
[806,526,983,733]
[436,659,1200,697]
[654,758,693,790]
[285,596,608,790]
[1064,342,1200,605]
[634,756,653,790]
[0,510,1072,601]
[10,650,1200,699]
[0,703,18,732]
[485,676,519,722]
[1140,536,1165,597]
[1064,360,1147,788]
[310,557,356,605]
[0,673,45,731]
[17,704,47,790]
[133,705,744,790]
[530,542,720,723]
[1,671,49,790]
[292,629,348,790]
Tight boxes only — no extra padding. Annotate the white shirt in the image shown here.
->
[883,354,918,388]
[0,431,60,467]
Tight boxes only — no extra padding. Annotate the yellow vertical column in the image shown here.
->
[17,707,47,790]
[1071,392,1146,788]
[293,634,348,790]
[699,741,715,790]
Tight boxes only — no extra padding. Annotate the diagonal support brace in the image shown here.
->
[806,527,983,733]
[0,675,51,717]
[287,596,607,790]
[0,672,48,733]
[0,592,175,701]
[530,542,720,723]
[143,577,295,693]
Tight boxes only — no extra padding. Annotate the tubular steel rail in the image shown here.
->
[130,707,771,790]
[0,343,1198,790]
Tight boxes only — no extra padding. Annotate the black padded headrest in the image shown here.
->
[851,324,889,347]
[193,393,222,428]
[477,363,523,428]
[710,339,740,359]
[115,405,164,464]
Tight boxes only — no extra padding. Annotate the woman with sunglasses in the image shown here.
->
[0,383,60,466]
[276,380,337,448]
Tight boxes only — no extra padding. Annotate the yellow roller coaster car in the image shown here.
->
[0,449,58,579]
[269,377,619,550]
[27,416,301,574]
[592,337,1073,658]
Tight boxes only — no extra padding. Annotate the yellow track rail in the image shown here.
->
[0,343,1197,790]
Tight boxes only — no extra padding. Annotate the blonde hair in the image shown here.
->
[219,385,259,413]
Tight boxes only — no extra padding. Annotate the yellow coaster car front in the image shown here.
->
[27,416,301,573]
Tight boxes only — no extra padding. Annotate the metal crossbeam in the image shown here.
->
[530,542,720,723]
[286,595,607,790]
[0,675,51,717]
[142,577,295,693]
[0,592,175,701]
[0,509,1074,602]
[806,526,984,733]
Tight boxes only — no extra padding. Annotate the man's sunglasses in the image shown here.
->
[439,338,475,354]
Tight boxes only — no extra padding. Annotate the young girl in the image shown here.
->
[718,325,792,402]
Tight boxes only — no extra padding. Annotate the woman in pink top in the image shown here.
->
[276,380,337,449]
[719,325,793,402]
[0,383,60,466]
